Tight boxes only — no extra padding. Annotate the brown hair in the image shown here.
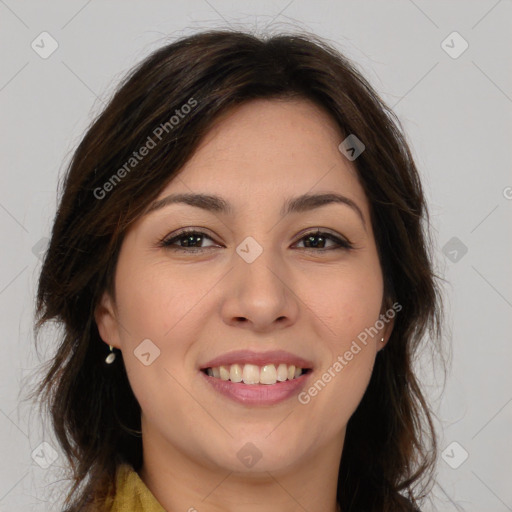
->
[30,29,445,511]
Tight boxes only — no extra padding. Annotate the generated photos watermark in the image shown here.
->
[93,97,198,200]
[298,301,402,405]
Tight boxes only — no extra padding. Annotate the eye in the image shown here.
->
[294,229,353,251]
[160,228,219,252]
[159,228,354,253]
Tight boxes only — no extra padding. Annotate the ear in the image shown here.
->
[94,291,121,349]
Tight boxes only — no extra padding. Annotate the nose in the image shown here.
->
[220,244,300,333]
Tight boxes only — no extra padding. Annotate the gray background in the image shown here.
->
[1,1,511,510]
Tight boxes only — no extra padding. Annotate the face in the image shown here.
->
[95,98,394,475]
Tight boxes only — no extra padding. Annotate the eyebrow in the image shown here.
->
[145,192,366,230]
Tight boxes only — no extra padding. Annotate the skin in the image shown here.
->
[95,98,394,512]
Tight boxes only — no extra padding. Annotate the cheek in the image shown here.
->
[114,255,212,345]
[113,254,216,412]
[304,259,384,342]
[297,259,383,427]
[113,259,203,430]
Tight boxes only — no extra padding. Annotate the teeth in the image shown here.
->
[230,363,242,383]
[219,366,230,381]
[260,364,277,385]
[277,363,288,382]
[204,363,306,384]
[242,364,260,384]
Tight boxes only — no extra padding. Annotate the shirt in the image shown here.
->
[103,463,166,512]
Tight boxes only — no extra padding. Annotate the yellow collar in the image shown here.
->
[105,463,166,512]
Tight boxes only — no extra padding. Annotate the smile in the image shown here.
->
[201,363,310,385]
[199,349,314,405]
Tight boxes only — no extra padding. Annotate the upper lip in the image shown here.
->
[199,349,314,370]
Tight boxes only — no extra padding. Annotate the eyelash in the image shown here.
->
[159,228,354,253]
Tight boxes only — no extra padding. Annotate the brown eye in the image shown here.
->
[294,230,353,251]
[161,229,219,252]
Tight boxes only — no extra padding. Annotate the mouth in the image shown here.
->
[198,350,314,405]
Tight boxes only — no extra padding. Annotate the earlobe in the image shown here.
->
[384,316,395,344]
[378,300,396,350]
[94,291,121,349]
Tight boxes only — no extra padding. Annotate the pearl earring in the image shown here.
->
[105,345,116,364]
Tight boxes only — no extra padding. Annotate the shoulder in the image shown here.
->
[108,463,166,512]
[62,464,166,512]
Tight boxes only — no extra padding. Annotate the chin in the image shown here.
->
[201,432,308,474]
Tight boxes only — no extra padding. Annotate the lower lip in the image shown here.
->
[200,371,311,405]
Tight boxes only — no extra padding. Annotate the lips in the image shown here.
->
[199,349,314,405]
[199,349,314,370]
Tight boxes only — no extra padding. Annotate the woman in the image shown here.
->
[32,29,444,511]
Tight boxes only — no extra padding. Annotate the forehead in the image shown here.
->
[159,98,368,211]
